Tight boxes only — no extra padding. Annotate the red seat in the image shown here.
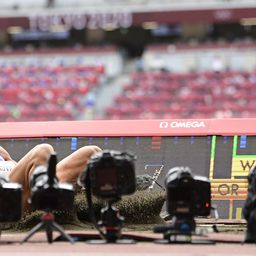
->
[0,63,105,121]
[103,69,256,120]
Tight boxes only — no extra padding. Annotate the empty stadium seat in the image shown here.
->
[0,64,105,122]
[104,70,256,119]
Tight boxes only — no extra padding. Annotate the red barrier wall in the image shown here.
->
[0,118,256,138]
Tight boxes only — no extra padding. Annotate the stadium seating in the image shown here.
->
[0,64,105,121]
[104,70,256,119]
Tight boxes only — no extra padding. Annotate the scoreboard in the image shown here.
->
[1,119,256,220]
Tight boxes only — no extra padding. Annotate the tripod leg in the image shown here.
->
[46,223,53,244]
[21,222,45,244]
[52,222,74,244]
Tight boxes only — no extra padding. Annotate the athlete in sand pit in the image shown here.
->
[0,144,102,211]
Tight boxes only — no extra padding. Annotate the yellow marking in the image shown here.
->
[229,200,233,220]
[211,196,246,200]
[231,158,254,179]
[209,159,214,180]
[210,179,247,183]
[236,208,242,220]
[209,149,255,220]
[209,179,248,201]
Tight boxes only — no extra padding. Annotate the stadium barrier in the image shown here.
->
[1,118,255,220]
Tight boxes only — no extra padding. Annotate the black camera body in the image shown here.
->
[165,166,211,218]
[30,159,74,211]
[243,165,256,243]
[0,176,22,222]
[88,150,136,200]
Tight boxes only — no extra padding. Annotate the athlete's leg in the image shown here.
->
[0,146,16,161]
[8,143,55,210]
[56,145,102,186]
[9,144,101,211]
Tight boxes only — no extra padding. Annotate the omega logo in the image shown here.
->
[159,121,206,128]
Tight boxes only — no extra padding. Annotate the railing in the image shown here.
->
[1,118,256,138]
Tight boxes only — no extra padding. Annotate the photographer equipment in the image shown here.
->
[243,165,256,243]
[82,150,136,243]
[0,174,22,223]
[154,166,212,244]
[22,154,74,244]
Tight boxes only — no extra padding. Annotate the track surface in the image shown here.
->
[0,230,255,256]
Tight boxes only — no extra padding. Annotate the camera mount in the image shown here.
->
[154,212,220,245]
[85,199,133,244]
[154,215,196,243]
[21,210,74,244]
[98,201,124,242]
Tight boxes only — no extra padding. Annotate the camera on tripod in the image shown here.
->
[154,166,211,242]
[22,153,75,244]
[82,150,136,243]
[88,150,136,201]
[166,166,211,219]
[0,175,22,222]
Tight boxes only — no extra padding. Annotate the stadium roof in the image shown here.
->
[0,0,255,30]
[0,0,255,15]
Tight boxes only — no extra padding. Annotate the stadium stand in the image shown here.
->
[104,69,256,120]
[0,0,255,121]
[0,46,125,122]
[0,63,105,122]
[1,40,256,121]
[100,39,256,120]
